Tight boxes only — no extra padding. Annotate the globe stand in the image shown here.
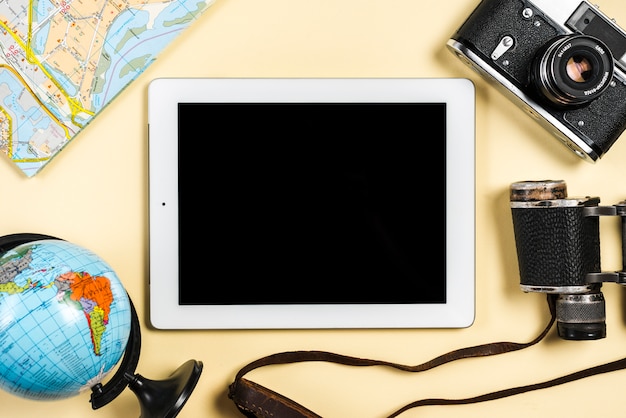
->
[90,297,203,418]
[125,360,203,418]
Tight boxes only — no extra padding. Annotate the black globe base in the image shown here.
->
[125,359,204,418]
[90,297,204,417]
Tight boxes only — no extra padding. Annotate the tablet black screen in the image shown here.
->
[178,103,446,304]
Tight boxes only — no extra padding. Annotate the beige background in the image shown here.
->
[2,0,626,416]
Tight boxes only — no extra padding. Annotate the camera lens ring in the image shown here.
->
[532,35,614,106]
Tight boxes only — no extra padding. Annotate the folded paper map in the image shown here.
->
[0,0,215,177]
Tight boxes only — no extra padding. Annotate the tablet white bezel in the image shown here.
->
[147,78,475,329]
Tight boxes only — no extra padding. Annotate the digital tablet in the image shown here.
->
[147,78,475,329]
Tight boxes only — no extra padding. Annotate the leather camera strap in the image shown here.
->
[228,295,626,417]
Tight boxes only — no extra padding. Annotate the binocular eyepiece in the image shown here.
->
[510,180,626,340]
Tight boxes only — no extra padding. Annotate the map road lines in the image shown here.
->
[0,0,214,176]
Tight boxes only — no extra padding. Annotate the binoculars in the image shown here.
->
[510,180,626,340]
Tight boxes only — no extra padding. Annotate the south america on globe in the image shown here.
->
[0,239,132,401]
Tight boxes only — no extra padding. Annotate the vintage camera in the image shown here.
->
[448,0,626,162]
[510,180,626,340]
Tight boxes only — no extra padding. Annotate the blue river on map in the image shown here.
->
[0,72,54,158]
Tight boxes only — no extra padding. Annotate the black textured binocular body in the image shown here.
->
[510,180,626,340]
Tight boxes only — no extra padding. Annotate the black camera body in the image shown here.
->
[510,180,626,340]
[448,0,626,162]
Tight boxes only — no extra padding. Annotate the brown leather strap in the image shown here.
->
[387,356,626,417]
[228,295,626,417]
[230,378,322,418]
[231,295,556,383]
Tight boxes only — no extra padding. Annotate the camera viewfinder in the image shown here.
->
[567,3,626,70]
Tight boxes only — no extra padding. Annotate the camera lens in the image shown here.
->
[531,35,614,106]
[565,55,593,83]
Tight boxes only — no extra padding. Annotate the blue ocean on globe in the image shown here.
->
[0,239,132,400]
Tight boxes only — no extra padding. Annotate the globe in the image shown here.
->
[0,239,132,401]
